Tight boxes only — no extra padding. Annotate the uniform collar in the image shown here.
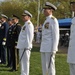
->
[14,23,18,26]
[2,21,6,24]
[25,20,30,24]
[46,14,52,19]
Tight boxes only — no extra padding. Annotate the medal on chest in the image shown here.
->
[44,22,49,29]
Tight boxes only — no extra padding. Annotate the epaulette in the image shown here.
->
[17,23,21,26]
[28,22,30,25]
[3,38,6,41]
[51,16,55,20]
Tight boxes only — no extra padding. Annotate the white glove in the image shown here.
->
[2,41,6,46]
[51,51,56,55]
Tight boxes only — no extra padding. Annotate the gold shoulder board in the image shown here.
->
[28,22,30,24]
[51,16,55,20]
[17,23,21,26]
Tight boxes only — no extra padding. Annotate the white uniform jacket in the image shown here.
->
[67,17,75,64]
[17,20,34,49]
[40,15,59,52]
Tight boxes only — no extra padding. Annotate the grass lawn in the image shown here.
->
[0,46,70,75]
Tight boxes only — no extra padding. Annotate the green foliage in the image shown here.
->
[0,0,74,25]
[56,54,69,75]
[0,46,70,75]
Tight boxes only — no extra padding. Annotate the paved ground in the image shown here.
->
[33,42,68,54]
[58,46,68,54]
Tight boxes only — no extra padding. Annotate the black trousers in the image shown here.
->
[11,46,19,70]
[1,45,6,64]
[0,44,1,60]
[7,46,12,66]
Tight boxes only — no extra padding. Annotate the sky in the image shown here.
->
[0,0,4,2]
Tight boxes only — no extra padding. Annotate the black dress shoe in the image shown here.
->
[0,62,6,64]
[6,65,10,67]
[6,64,12,67]
[9,69,17,72]
[2,62,6,64]
[9,69,14,72]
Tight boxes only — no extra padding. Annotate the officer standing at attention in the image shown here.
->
[0,14,9,64]
[17,10,34,75]
[67,17,75,75]
[10,15,21,71]
[40,2,59,75]
[6,18,14,67]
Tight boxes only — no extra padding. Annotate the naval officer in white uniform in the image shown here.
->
[40,2,59,75]
[17,10,34,75]
[67,17,75,75]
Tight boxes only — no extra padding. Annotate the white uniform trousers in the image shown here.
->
[41,52,56,75]
[69,64,75,75]
[19,49,31,75]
